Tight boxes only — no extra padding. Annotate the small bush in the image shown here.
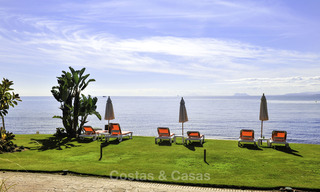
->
[0,130,17,153]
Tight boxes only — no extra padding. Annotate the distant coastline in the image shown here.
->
[233,93,250,96]
[284,91,320,96]
[18,91,320,98]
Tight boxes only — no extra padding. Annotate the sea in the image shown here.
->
[4,95,320,144]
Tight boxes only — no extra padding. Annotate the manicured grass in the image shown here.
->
[1,134,320,190]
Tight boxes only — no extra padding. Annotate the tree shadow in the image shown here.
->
[29,136,82,151]
[239,144,263,151]
[273,146,303,157]
[100,137,132,149]
[184,142,203,151]
[77,138,97,143]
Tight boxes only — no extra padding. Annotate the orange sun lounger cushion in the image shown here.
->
[240,130,254,140]
[238,129,256,147]
[105,123,133,142]
[272,131,286,142]
[188,132,201,138]
[110,124,121,135]
[155,127,175,144]
[158,127,173,137]
[185,131,205,145]
[83,126,96,135]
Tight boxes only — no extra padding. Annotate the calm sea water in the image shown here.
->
[4,95,320,144]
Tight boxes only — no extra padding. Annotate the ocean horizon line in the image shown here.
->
[17,93,320,98]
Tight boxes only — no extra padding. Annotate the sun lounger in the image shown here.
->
[185,131,205,145]
[238,129,257,147]
[79,126,107,140]
[269,130,289,148]
[104,123,133,142]
[155,127,175,144]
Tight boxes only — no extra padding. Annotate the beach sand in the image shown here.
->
[0,171,269,192]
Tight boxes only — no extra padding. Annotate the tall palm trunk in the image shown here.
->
[73,90,80,137]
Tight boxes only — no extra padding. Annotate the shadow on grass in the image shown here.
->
[273,146,303,157]
[239,144,262,151]
[102,139,122,145]
[156,140,173,146]
[29,136,83,151]
[99,138,131,160]
[100,137,133,148]
[184,142,203,151]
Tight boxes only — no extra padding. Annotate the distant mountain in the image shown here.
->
[284,91,320,96]
[233,93,250,96]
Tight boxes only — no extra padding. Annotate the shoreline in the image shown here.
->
[12,134,320,145]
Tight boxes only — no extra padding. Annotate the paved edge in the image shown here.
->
[0,169,276,190]
[0,171,279,192]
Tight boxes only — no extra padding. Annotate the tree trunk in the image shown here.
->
[1,115,4,139]
[78,115,88,135]
[1,115,5,130]
[73,91,80,138]
[65,93,74,137]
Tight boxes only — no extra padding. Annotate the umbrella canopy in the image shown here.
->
[105,96,115,129]
[259,93,269,138]
[179,97,188,140]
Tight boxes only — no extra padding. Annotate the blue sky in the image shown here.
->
[1,0,320,96]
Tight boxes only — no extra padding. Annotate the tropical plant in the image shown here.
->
[51,67,100,137]
[0,131,16,153]
[0,78,21,135]
[78,94,101,134]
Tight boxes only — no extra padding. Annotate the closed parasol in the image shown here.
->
[179,97,188,142]
[105,96,115,130]
[259,93,269,138]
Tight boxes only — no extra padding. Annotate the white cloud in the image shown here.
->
[1,0,320,96]
[1,20,320,80]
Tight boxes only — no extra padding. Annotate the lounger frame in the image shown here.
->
[238,129,257,147]
[104,123,133,142]
[155,127,175,144]
[185,131,205,145]
[79,126,106,141]
[269,130,289,148]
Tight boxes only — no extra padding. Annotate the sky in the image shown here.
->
[1,0,320,96]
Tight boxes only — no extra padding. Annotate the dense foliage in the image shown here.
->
[0,78,21,131]
[0,131,16,153]
[51,67,101,137]
[0,78,21,153]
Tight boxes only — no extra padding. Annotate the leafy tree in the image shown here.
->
[0,78,21,133]
[51,67,100,137]
[0,78,21,153]
[78,94,101,132]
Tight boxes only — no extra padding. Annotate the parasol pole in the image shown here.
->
[182,122,184,143]
[261,120,263,138]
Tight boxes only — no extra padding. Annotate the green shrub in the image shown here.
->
[0,130,17,153]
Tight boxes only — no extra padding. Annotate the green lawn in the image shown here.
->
[1,134,320,190]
